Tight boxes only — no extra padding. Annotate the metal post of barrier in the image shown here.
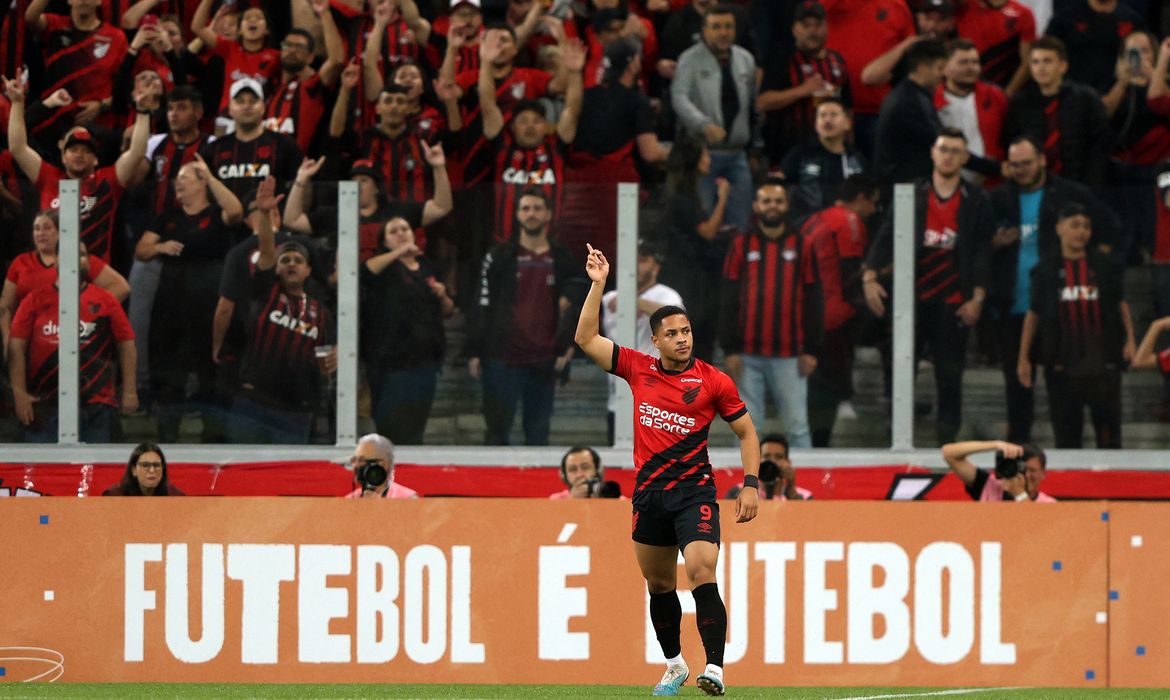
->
[613,183,639,449]
[335,181,359,446]
[57,181,81,445]
[891,183,916,450]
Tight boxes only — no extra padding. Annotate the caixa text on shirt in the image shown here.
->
[268,309,320,339]
[638,402,696,435]
[217,163,273,179]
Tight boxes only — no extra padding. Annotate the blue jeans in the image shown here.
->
[367,361,440,445]
[738,355,811,447]
[228,393,313,444]
[699,150,753,232]
[481,359,556,446]
[23,403,115,444]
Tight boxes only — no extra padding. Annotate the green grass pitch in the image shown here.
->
[0,686,1168,699]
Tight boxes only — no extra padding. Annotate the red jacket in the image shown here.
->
[934,81,1008,185]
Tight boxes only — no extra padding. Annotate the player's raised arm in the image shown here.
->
[574,244,616,372]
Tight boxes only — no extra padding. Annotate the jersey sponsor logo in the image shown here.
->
[502,167,556,185]
[217,163,272,179]
[923,226,957,250]
[262,117,296,134]
[1060,285,1099,302]
[40,319,98,339]
[680,377,702,383]
[638,402,696,435]
[51,195,98,217]
[267,309,321,339]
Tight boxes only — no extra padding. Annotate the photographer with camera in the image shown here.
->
[727,434,811,500]
[942,440,1055,502]
[345,433,420,499]
[549,445,622,499]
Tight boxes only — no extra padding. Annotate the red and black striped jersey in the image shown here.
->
[263,72,327,154]
[760,47,851,153]
[488,132,566,243]
[9,282,134,407]
[429,18,483,74]
[145,132,213,214]
[720,228,816,357]
[35,15,128,135]
[199,130,304,200]
[608,345,746,494]
[1055,257,1105,366]
[454,67,553,186]
[919,187,963,303]
[359,126,431,203]
[956,0,1037,88]
[208,39,281,114]
[240,267,333,410]
[5,250,108,308]
[802,204,867,332]
[35,162,124,264]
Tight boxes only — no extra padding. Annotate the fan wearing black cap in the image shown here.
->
[472,30,585,244]
[559,38,670,261]
[198,77,303,201]
[4,68,153,264]
[758,0,852,168]
[227,176,334,444]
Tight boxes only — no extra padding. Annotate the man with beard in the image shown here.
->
[987,135,1119,442]
[864,128,994,445]
[263,0,344,155]
[933,39,1007,186]
[871,38,947,192]
[777,98,868,224]
[466,188,583,446]
[200,78,303,201]
[757,1,852,168]
[719,182,822,448]
[229,176,335,444]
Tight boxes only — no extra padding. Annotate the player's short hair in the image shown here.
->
[1031,35,1068,62]
[1056,202,1090,223]
[839,173,880,203]
[936,126,968,144]
[760,433,790,455]
[905,38,948,73]
[649,305,690,335]
[945,37,977,57]
[560,446,602,483]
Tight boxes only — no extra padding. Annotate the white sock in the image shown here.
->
[665,654,685,668]
[704,663,723,678]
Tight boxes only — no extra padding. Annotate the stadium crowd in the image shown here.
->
[1,0,1169,448]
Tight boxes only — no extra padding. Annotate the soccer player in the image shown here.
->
[575,244,760,697]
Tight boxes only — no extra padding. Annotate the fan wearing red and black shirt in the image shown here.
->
[955,0,1036,95]
[575,245,759,698]
[4,71,153,264]
[933,39,1008,186]
[1018,203,1135,448]
[199,78,304,200]
[864,129,993,445]
[190,0,281,128]
[228,176,335,444]
[25,0,129,135]
[719,182,822,449]
[801,174,881,446]
[757,0,851,168]
[136,85,213,216]
[262,0,345,155]
[473,33,584,244]
[432,0,486,77]
[8,242,138,443]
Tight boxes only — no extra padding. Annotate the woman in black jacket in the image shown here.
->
[361,217,454,445]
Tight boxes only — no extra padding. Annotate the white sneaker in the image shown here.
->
[697,664,724,696]
[836,401,858,420]
[652,663,689,696]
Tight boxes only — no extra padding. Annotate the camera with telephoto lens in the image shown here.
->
[356,459,388,492]
[584,477,622,499]
[758,460,783,498]
[994,450,1024,480]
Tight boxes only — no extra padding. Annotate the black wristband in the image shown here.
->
[742,474,759,489]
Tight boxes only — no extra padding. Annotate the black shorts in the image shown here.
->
[631,484,720,551]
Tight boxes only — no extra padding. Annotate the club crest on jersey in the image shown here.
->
[682,386,701,405]
[94,37,111,59]
[510,82,526,100]
[782,248,797,262]
[267,309,320,339]
[746,250,762,263]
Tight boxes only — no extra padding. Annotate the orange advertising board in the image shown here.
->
[0,499,1142,687]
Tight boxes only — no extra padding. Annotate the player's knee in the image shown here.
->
[685,563,717,587]
[645,575,676,594]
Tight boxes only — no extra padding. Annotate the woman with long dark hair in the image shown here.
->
[103,442,185,496]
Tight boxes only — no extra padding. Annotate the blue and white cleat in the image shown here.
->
[652,663,689,696]
[696,665,725,696]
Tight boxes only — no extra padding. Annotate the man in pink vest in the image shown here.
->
[943,440,1056,502]
[346,433,420,499]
